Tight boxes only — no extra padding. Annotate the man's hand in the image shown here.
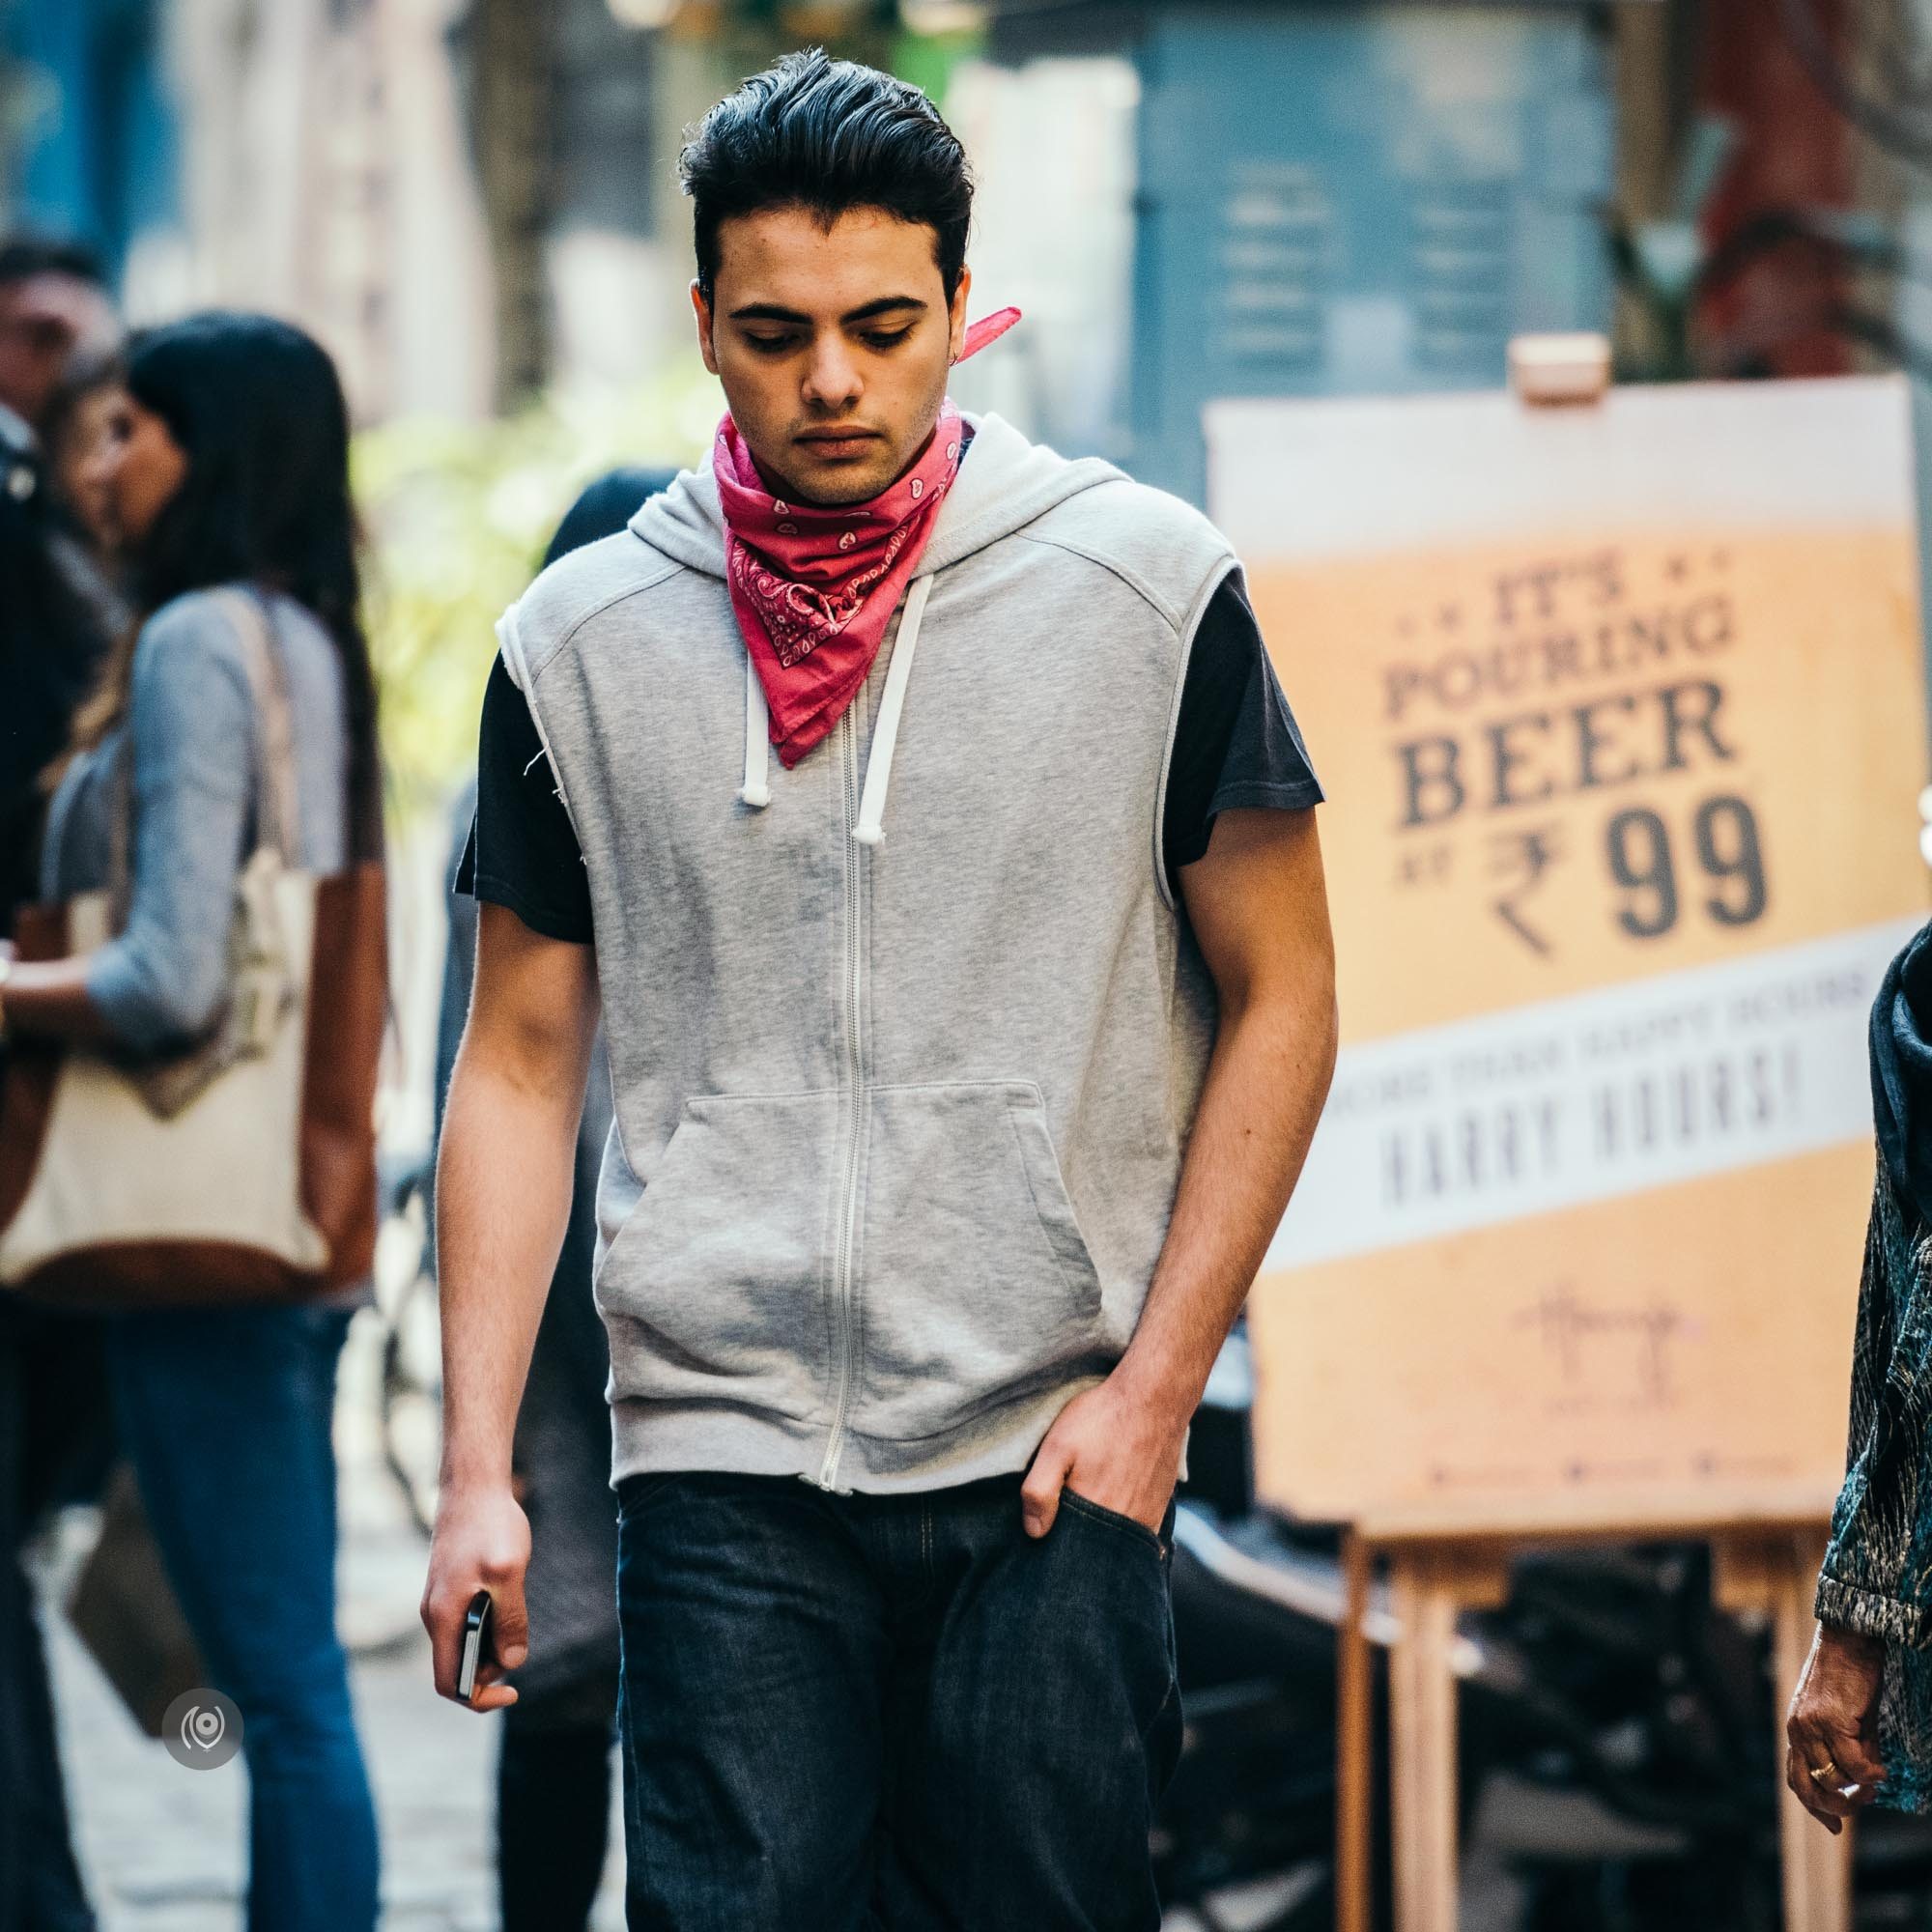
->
[1020,1369,1189,1539]
[1786,1623,1888,1833]
[420,1482,533,1713]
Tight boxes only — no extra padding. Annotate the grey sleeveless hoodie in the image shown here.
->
[499,412,1237,1492]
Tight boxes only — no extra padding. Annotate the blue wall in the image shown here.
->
[2,0,178,278]
[1129,5,1615,500]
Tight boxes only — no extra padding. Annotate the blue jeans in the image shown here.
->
[106,1303,380,1932]
[614,1470,1180,1930]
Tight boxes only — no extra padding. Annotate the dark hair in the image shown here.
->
[679,49,972,306]
[0,235,107,290]
[57,312,383,862]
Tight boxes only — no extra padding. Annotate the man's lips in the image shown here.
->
[794,429,881,458]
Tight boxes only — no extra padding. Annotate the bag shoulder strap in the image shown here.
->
[211,586,302,870]
[105,733,134,931]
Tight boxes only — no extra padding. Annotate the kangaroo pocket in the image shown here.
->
[597,1092,837,1423]
[855,1080,1107,1441]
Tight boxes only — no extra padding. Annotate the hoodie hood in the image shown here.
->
[624,411,1131,841]
[629,411,1124,583]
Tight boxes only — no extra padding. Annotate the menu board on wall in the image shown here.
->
[1208,376,1928,1526]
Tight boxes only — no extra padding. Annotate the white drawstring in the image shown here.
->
[733,571,933,838]
[852,574,932,847]
[738,654,771,808]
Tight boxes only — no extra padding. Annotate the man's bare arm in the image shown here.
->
[420,900,600,1707]
[1021,807,1338,1536]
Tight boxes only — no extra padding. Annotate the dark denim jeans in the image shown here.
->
[613,1469,1180,1931]
[106,1302,380,1932]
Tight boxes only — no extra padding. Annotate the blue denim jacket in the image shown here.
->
[1817,1154,1932,1812]
[39,585,350,1056]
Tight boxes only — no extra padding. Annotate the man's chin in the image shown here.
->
[789,472,895,509]
[763,444,904,509]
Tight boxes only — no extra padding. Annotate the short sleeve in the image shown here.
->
[459,656,593,944]
[1160,574,1323,895]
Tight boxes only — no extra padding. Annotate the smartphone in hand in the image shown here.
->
[457,1588,495,1703]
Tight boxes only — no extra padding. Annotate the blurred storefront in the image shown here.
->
[0,0,179,293]
[959,1,1616,501]
[1,2,1923,495]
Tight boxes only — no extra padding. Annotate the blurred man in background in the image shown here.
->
[0,233,120,1932]
[0,240,115,438]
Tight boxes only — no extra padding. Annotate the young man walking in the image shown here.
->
[425,50,1338,1930]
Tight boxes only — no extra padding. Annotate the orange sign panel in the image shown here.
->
[1208,377,1928,1526]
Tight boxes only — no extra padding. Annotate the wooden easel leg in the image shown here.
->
[1715,1531,1854,1932]
[1774,1534,1852,1932]
[1338,1530,1373,1932]
[1387,1551,1460,1932]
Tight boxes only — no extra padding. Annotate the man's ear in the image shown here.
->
[691,281,720,376]
[948,265,974,364]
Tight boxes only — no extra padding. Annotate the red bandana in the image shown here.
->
[714,307,1019,768]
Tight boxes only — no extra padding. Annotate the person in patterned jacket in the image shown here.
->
[1791,920,1932,1828]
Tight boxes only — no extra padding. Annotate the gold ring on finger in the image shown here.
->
[1807,1760,1843,1786]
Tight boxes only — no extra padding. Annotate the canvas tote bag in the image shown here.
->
[0,589,385,1307]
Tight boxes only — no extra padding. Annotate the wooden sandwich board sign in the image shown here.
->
[1206,365,1929,1932]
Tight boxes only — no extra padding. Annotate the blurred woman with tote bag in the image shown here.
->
[0,312,384,1932]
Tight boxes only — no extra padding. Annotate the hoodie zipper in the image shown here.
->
[815,703,866,1491]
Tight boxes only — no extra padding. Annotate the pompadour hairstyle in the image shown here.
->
[678,49,973,305]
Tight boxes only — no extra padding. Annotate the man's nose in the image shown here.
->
[802,336,862,412]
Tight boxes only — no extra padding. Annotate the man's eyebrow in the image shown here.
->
[840,297,926,323]
[726,297,928,325]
